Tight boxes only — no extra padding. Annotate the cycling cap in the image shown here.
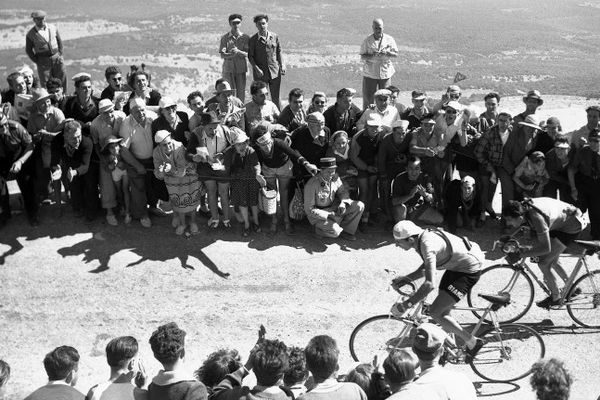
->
[393,220,423,240]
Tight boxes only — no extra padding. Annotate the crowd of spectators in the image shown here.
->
[0,322,579,400]
[2,12,599,241]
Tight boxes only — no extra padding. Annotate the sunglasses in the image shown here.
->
[232,21,241,25]
[446,109,458,114]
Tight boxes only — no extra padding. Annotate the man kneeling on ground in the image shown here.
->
[304,157,364,241]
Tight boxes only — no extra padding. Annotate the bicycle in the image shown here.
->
[349,281,545,383]
[467,228,600,327]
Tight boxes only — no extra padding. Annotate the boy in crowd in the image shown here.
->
[147,323,207,400]
[299,335,367,400]
[211,339,293,400]
[86,336,148,400]
[24,346,84,400]
[283,347,309,398]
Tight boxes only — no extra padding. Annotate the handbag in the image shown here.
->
[289,182,306,220]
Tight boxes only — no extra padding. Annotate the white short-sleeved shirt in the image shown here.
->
[360,33,398,80]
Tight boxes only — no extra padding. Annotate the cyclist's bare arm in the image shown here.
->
[521,213,551,257]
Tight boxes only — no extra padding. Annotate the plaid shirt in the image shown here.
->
[474,125,511,172]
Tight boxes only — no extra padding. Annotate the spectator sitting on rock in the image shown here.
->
[298,335,367,400]
[211,339,293,400]
[304,157,364,241]
[147,322,208,400]
[86,336,148,400]
[283,346,309,399]
[194,349,241,395]
[24,346,84,400]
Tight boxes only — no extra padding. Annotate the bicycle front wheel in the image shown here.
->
[469,323,545,382]
[349,314,414,362]
[468,264,534,323]
[566,270,600,328]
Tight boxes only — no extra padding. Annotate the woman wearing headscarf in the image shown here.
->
[153,130,201,235]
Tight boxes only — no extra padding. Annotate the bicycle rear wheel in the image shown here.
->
[349,314,414,362]
[566,270,600,328]
[469,323,545,382]
[467,264,534,323]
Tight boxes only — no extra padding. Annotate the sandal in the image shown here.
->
[252,222,261,233]
[207,218,220,229]
[222,219,232,229]
[242,227,250,237]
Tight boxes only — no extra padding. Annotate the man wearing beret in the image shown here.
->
[304,157,364,240]
[25,10,66,92]
[360,19,398,110]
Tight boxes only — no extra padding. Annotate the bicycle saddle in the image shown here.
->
[478,293,511,307]
[574,240,600,253]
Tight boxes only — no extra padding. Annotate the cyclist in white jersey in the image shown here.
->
[503,197,587,308]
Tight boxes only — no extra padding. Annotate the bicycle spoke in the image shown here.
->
[468,265,534,323]
[567,270,600,328]
[349,315,415,362]
[469,324,545,382]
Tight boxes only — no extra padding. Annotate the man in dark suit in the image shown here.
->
[248,14,285,110]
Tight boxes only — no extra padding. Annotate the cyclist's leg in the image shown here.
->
[538,237,566,300]
[429,270,480,348]
[429,290,477,347]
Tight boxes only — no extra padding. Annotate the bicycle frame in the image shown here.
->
[498,225,599,304]
[394,298,503,360]
[503,250,596,306]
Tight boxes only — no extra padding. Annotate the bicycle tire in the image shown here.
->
[566,270,600,328]
[469,323,545,382]
[349,314,414,362]
[467,264,535,323]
